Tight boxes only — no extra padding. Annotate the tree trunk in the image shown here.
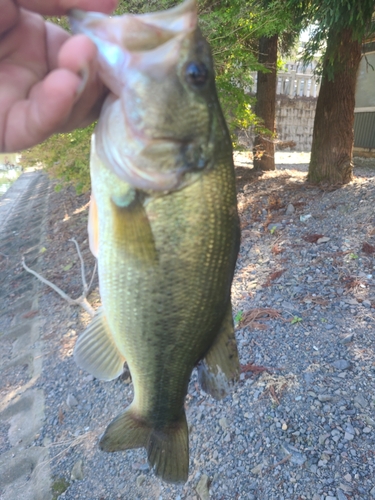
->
[253,34,278,171]
[308,29,362,185]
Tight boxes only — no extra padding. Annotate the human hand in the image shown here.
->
[0,0,117,152]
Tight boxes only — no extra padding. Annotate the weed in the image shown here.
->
[52,477,70,500]
[234,310,243,324]
[291,316,303,325]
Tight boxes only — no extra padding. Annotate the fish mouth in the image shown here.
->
[94,89,207,192]
[69,0,197,53]
[96,126,201,192]
[71,1,204,192]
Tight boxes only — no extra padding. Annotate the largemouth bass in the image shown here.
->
[70,0,240,483]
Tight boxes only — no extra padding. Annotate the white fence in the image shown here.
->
[250,70,320,98]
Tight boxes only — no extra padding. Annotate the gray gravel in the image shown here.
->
[23,153,375,498]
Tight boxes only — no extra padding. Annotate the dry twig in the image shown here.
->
[265,454,292,473]
[241,363,269,374]
[263,269,286,287]
[302,233,324,243]
[22,239,96,317]
[239,307,282,330]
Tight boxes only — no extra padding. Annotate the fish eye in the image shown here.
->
[185,62,209,88]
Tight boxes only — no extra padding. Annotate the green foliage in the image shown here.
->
[234,310,244,324]
[51,476,70,500]
[200,2,259,135]
[349,252,359,260]
[287,0,375,77]
[47,16,70,31]
[199,0,299,137]
[115,0,177,14]
[291,315,303,324]
[21,124,95,194]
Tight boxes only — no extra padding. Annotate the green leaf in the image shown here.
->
[291,315,303,324]
[63,263,73,271]
[235,310,244,323]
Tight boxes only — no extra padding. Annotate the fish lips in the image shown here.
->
[69,4,198,98]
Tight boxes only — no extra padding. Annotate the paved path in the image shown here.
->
[0,170,52,500]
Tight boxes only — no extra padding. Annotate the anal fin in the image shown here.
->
[198,301,240,400]
[74,308,125,381]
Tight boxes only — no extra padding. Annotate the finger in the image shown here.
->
[58,72,107,132]
[55,32,97,75]
[0,0,19,34]
[3,69,81,152]
[45,20,78,71]
[17,0,117,16]
[55,32,107,130]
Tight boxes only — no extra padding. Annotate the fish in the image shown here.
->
[69,0,241,484]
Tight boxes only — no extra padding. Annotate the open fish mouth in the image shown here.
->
[69,0,197,51]
[69,0,197,97]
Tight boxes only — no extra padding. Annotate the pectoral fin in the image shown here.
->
[111,190,158,266]
[198,301,240,399]
[74,308,125,381]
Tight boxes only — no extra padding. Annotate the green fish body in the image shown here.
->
[71,0,240,483]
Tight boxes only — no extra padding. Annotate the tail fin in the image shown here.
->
[147,415,189,483]
[99,406,189,483]
[99,406,150,450]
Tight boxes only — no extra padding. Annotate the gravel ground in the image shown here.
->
[27,153,375,499]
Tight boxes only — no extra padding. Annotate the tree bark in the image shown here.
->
[253,34,278,171]
[308,29,362,185]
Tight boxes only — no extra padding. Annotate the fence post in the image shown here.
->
[302,77,307,97]
[281,75,287,95]
[289,70,296,97]
[296,75,302,97]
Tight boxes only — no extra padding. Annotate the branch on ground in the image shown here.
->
[22,238,96,317]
